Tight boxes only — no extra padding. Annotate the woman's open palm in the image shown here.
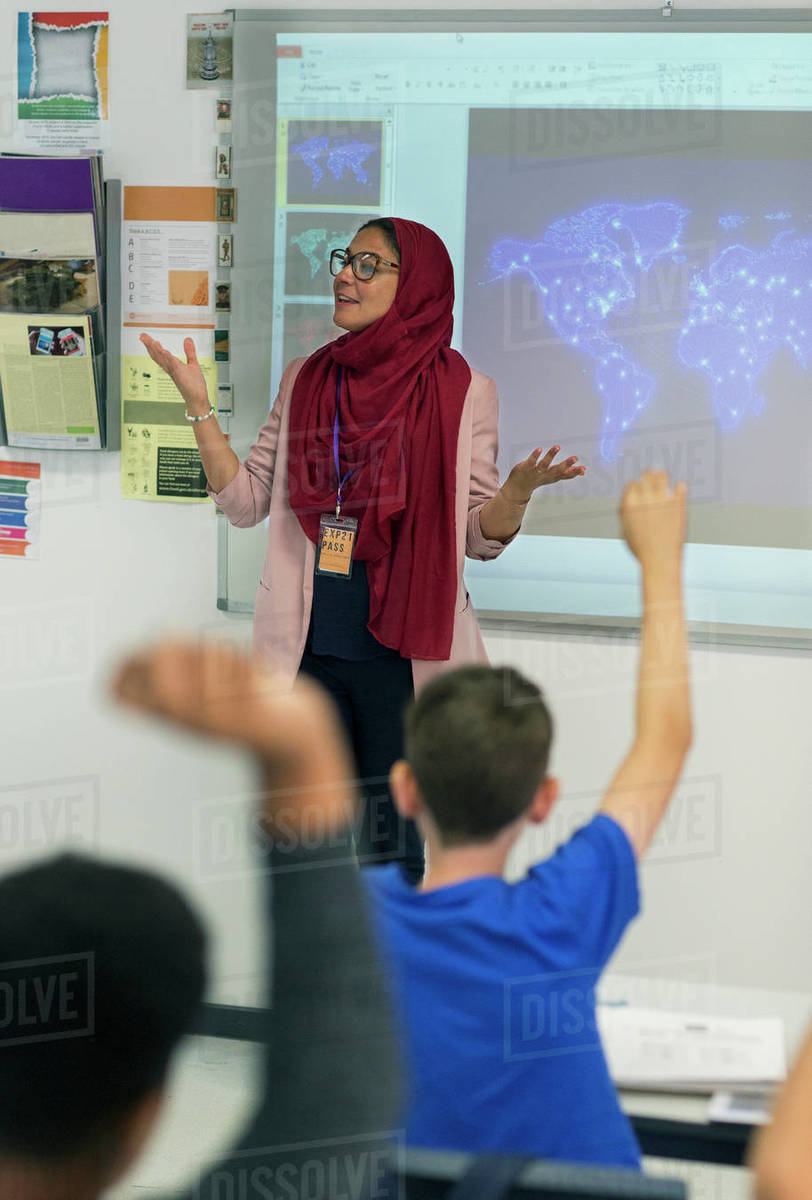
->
[502,445,586,504]
[140,333,209,410]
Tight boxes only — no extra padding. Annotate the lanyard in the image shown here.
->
[333,365,354,517]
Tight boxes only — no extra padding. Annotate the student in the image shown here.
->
[0,643,397,1200]
[365,470,691,1168]
[751,1021,812,1200]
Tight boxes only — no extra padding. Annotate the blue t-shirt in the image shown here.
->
[364,814,641,1168]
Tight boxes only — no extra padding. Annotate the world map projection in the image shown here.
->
[290,226,357,279]
[678,229,810,431]
[486,204,810,462]
[290,136,377,189]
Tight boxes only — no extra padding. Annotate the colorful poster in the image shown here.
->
[0,461,41,559]
[16,11,110,152]
[120,187,220,503]
[123,187,218,329]
[121,326,217,503]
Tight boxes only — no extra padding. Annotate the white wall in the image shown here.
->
[492,627,812,993]
[0,0,809,1006]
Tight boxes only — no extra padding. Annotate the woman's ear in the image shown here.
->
[389,760,422,821]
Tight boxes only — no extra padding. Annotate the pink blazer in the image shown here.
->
[211,357,513,692]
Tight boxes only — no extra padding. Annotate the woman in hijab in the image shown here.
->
[140,218,585,881]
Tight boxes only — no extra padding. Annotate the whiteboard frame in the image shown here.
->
[219,7,812,652]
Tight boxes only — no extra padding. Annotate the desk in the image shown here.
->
[600,974,812,1166]
[198,975,812,1168]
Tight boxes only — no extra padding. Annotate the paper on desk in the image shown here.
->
[707,1090,773,1125]
[598,1006,786,1092]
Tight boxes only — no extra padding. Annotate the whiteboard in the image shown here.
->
[219,9,812,649]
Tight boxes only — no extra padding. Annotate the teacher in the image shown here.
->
[141,218,584,881]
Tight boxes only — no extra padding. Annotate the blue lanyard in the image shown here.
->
[333,365,354,517]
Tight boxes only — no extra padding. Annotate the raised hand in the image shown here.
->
[112,639,355,835]
[114,640,332,755]
[140,333,210,414]
[620,471,687,567]
[501,445,586,505]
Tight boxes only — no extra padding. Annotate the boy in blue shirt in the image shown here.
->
[365,470,691,1167]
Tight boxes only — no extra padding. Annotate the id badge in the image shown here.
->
[316,513,358,578]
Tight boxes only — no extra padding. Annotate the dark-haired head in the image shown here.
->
[0,853,207,1194]
[400,665,555,846]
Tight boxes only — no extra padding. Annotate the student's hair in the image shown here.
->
[0,853,207,1162]
[404,665,554,846]
[357,217,401,263]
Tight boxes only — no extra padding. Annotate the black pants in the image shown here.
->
[298,649,424,881]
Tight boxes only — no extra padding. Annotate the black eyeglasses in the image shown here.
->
[329,247,400,281]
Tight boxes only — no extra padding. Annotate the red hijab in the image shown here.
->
[287,218,471,661]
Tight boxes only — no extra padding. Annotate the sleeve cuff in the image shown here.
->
[591,813,640,918]
[206,463,247,509]
[467,505,520,559]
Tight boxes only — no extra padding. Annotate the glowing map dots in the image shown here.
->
[719,214,748,230]
[290,226,358,280]
[484,205,810,458]
[291,136,376,189]
[291,228,331,279]
[485,202,689,461]
[678,229,811,429]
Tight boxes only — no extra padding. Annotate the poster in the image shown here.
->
[0,461,41,559]
[16,11,110,152]
[186,13,233,90]
[121,186,219,502]
[120,324,218,503]
[123,187,217,329]
[121,325,217,502]
[0,312,100,449]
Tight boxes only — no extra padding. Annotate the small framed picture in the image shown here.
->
[217,233,233,268]
[217,382,233,415]
[215,145,232,180]
[216,97,232,132]
[214,328,230,362]
[215,281,231,313]
[216,187,236,222]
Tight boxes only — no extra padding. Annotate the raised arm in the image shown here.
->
[113,641,400,1199]
[599,471,692,859]
[751,1021,812,1200]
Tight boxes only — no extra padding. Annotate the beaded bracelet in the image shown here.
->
[185,404,216,423]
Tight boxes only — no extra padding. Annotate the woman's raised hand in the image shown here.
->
[501,445,586,505]
[140,333,210,413]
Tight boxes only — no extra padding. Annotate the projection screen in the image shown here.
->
[220,10,812,647]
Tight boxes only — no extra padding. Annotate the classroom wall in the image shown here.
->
[494,628,812,995]
[0,0,808,1005]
